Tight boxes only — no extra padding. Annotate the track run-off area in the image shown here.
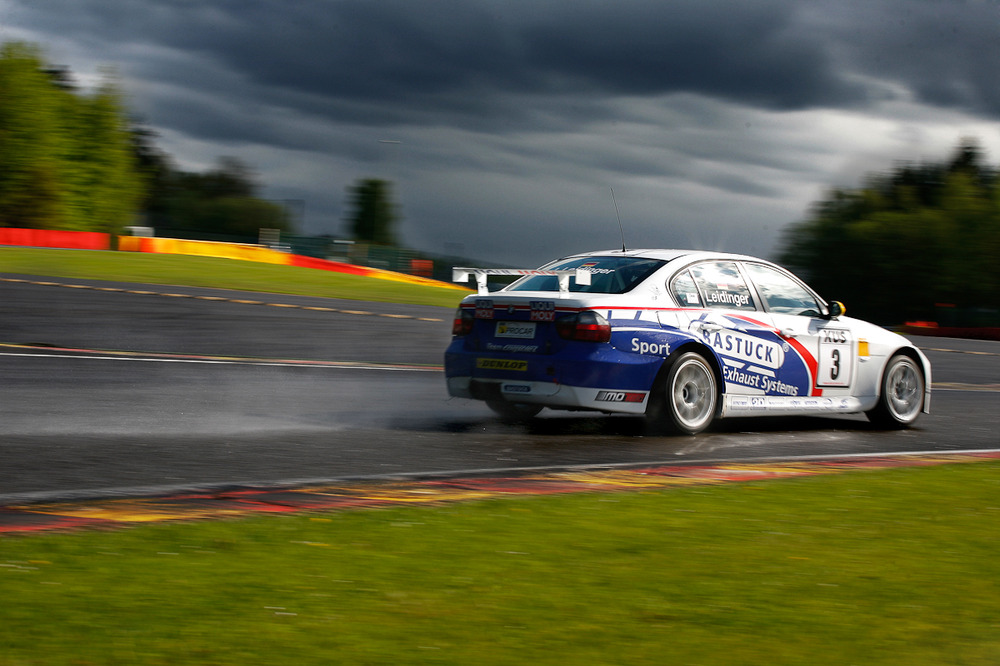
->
[2,274,1000,530]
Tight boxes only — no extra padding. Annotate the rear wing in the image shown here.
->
[452,267,592,296]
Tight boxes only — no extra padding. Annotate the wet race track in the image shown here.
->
[2,274,999,503]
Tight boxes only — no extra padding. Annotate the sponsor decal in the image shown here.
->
[631,338,670,356]
[578,262,614,275]
[706,290,751,307]
[722,365,800,396]
[475,299,494,320]
[476,358,528,371]
[596,390,646,403]
[727,395,860,414]
[496,321,536,339]
[817,328,853,388]
[821,329,849,344]
[486,343,539,353]
[702,329,784,369]
[502,383,532,394]
[530,300,556,322]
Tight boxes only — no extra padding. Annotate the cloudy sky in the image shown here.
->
[3,0,999,267]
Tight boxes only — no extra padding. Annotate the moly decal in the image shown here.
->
[474,299,494,320]
[530,300,556,322]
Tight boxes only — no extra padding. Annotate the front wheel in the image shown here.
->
[647,352,718,435]
[866,354,924,428]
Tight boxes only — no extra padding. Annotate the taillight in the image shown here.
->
[556,311,611,342]
[452,308,474,336]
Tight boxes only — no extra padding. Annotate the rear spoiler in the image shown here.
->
[452,267,592,296]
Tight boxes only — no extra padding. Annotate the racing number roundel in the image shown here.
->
[817,328,853,387]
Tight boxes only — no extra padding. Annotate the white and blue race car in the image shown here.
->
[445,249,931,434]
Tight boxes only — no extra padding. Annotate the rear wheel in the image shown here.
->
[486,400,543,422]
[647,352,718,435]
[866,354,924,428]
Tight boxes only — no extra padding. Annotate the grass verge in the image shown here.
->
[0,247,468,308]
[3,462,999,665]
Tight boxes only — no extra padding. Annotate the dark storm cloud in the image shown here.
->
[829,1,1000,116]
[5,2,855,123]
[11,0,1000,138]
[4,0,999,266]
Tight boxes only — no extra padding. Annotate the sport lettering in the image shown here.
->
[631,338,670,356]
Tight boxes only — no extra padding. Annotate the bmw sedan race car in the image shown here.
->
[444,249,931,434]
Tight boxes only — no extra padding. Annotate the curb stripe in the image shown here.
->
[3,451,999,533]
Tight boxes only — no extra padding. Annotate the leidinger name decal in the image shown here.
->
[702,330,784,369]
[706,290,751,307]
[477,358,528,371]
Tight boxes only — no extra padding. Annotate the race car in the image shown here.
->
[444,249,931,434]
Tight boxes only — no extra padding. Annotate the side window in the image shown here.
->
[744,263,821,316]
[670,270,702,307]
[689,262,755,311]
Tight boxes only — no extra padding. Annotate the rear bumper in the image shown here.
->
[444,343,662,414]
[447,376,650,414]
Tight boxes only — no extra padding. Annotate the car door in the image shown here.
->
[742,262,854,397]
[672,260,789,396]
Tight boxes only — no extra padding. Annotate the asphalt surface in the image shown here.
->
[2,273,999,504]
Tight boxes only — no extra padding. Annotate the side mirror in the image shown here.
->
[827,300,845,319]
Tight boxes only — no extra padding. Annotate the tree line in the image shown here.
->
[778,140,1000,326]
[0,41,292,240]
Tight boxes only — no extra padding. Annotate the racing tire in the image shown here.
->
[866,354,924,429]
[647,351,718,435]
[486,400,543,422]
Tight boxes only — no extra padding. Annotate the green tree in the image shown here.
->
[152,157,294,238]
[346,178,398,245]
[0,42,70,228]
[0,41,143,235]
[67,76,144,235]
[779,140,1000,324]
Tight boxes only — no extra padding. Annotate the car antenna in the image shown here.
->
[610,186,627,252]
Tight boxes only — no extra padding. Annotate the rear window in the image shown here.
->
[507,256,665,294]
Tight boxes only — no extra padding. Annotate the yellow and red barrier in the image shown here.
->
[118,236,288,265]
[2,228,468,291]
[117,235,469,291]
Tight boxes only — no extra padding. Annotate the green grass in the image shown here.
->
[0,247,468,307]
[3,462,1000,665]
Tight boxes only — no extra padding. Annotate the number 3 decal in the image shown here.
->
[818,330,852,387]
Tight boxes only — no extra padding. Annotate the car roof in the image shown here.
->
[560,248,766,264]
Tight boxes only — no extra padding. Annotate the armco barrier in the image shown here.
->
[0,228,109,250]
